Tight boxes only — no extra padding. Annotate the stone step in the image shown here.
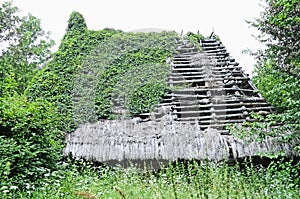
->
[172,60,191,64]
[198,118,255,125]
[173,56,192,59]
[172,63,193,67]
[165,93,208,99]
[168,76,250,84]
[206,53,230,58]
[177,46,198,51]
[168,72,245,78]
[171,68,203,72]
[175,102,272,110]
[217,56,235,62]
[172,87,256,93]
[155,101,197,108]
[160,97,214,104]
[180,52,198,56]
[172,89,208,95]
[177,50,198,54]
[173,117,247,123]
[212,96,267,103]
[168,72,217,77]
[201,39,218,43]
[173,54,194,58]
[201,43,220,48]
[178,112,243,120]
[202,46,225,50]
[203,49,227,54]
[200,123,236,129]
[175,106,274,116]
[217,61,239,66]
[177,116,252,123]
[171,66,242,72]
[168,79,205,85]
[168,75,206,79]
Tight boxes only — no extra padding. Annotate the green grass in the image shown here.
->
[1,159,299,199]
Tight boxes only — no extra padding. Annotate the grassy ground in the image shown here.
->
[2,159,299,199]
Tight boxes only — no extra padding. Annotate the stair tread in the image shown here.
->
[174,102,272,109]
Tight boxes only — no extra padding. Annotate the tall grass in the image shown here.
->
[1,159,299,199]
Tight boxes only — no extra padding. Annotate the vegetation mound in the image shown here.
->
[27,11,179,131]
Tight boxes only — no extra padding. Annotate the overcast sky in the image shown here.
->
[12,0,265,76]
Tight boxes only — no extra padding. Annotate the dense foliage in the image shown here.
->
[2,160,299,198]
[0,1,53,95]
[26,11,178,126]
[26,12,120,130]
[250,0,300,145]
[65,11,87,33]
[86,31,178,118]
[0,95,63,189]
[0,1,62,189]
[129,82,167,116]
[114,63,170,116]
[251,0,300,74]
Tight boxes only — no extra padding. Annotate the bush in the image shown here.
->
[0,94,64,190]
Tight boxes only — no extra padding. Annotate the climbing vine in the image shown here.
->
[26,12,121,131]
[114,63,170,116]
[84,31,179,119]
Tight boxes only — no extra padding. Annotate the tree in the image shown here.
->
[0,1,53,95]
[0,1,62,190]
[250,0,300,75]
[250,0,300,146]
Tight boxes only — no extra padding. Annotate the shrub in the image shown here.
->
[0,94,64,190]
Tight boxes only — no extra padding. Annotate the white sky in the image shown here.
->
[12,0,265,76]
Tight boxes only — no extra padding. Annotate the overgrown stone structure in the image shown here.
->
[64,35,297,168]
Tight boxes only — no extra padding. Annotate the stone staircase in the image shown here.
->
[138,37,275,134]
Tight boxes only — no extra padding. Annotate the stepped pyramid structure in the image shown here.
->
[64,35,297,167]
[138,37,275,134]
